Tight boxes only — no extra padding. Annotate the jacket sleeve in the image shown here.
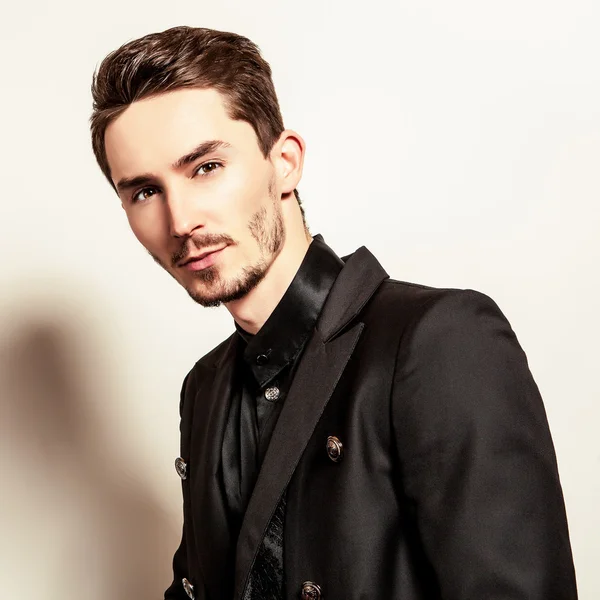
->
[392,289,577,599]
[164,373,192,600]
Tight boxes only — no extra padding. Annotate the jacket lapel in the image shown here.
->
[233,246,389,598]
[189,334,240,600]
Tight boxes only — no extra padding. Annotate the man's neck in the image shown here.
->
[226,231,312,335]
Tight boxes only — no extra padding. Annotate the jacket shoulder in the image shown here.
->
[371,278,499,319]
[182,332,237,389]
[361,279,510,350]
[190,332,237,372]
[178,332,237,416]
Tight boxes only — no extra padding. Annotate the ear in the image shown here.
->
[271,129,305,196]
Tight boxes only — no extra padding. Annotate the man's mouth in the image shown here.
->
[178,245,228,271]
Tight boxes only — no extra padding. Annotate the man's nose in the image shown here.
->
[166,188,205,238]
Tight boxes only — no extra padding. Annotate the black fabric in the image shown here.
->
[221,234,344,596]
[166,242,578,600]
[237,233,345,386]
[242,494,287,600]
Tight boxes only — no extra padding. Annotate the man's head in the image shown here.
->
[90,26,308,307]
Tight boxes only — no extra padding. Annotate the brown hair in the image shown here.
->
[90,26,304,218]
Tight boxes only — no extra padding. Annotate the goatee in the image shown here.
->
[150,180,285,307]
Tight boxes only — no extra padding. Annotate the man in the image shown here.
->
[90,26,577,600]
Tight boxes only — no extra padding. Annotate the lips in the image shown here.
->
[179,245,228,271]
[180,248,220,267]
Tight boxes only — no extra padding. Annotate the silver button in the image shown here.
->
[182,578,194,599]
[301,580,322,600]
[175,457,187,480]
[326,436,343,463]
[264,386,280,401]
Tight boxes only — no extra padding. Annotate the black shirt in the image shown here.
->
[221,234,344,537]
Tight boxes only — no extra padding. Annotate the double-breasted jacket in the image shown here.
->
[165,245,577,600]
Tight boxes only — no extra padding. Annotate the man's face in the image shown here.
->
[104,87,285,307]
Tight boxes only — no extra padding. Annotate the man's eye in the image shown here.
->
[195,161,222,176]
[132,187,158,204]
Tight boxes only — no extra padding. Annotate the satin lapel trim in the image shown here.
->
[318,246,388,342]
[233,322,365,598]
[191,335,239,600]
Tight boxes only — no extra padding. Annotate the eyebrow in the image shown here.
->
[171,139,231,170]
[115,139,232,194]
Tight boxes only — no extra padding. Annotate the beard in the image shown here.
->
[150,178,285,307]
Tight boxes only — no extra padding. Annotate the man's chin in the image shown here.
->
[188,293,225,308]
[184,264,269,308]
[185,284,251,308]
[184,280,226,308]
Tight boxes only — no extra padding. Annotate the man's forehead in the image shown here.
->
[104,88,248,180]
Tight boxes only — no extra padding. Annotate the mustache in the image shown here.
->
[171,233,236,267]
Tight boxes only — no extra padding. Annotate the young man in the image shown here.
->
[90,26,577,600]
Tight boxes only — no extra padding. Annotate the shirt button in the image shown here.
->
[264,386,280,401]
[301,581,322,600]
[256,353,269,365]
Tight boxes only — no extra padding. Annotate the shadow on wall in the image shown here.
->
[0,298,175,600]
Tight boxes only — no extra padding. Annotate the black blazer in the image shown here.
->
[165,246,577,600]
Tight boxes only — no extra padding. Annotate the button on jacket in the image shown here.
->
[164,237,578,600]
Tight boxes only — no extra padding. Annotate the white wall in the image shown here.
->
[0,0,597,597]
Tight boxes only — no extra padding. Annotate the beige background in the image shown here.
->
[1,0,598,598]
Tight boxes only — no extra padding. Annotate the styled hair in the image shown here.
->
[90,25,304,218]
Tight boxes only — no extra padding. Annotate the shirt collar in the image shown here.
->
[235,234,344,387]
